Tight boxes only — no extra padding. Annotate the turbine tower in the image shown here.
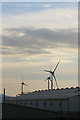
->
[21,74,28,95]
[45,76,51,90]
[45,65,52,90]
[44,59,61,89]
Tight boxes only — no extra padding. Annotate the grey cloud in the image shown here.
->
[2,27,78,55]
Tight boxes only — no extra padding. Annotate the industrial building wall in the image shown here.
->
[61,100,69,112]
[5,99,69,112]
[78,95,80,111]
[69,96,78,112]
[5,95,80,112]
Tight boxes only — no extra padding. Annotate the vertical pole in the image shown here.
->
[21,83,23,95]
[48,80,49,90]
[51,75,53,89]
[3,88,5,103]
[50,65,53,90]
[21,74,23,95]
[22,84,23,94]
[51,80,52,89]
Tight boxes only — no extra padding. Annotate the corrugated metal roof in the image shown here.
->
[15,87,80,100]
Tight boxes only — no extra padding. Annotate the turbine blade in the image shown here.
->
[53,74,58,88]
[23,83,29,87]
[44,70,51,73]
[53,59,61,73]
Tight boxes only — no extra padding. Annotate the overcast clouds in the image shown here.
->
[2,27,78,56]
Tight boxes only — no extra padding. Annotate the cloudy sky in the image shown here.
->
[2,2,78,96]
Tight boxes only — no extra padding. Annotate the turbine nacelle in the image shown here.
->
[21,82,28,87]
[45,76,51,81]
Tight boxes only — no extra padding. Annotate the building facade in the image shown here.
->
[5,87,80,112]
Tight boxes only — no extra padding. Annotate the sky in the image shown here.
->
[1,0,80,2]
[2,2,78,96]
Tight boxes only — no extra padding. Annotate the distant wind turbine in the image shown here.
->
[44,59,61,89]
[21,74,29,95]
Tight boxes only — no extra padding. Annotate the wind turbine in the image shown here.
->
[44,59,61,89]
[21,74,28,95]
